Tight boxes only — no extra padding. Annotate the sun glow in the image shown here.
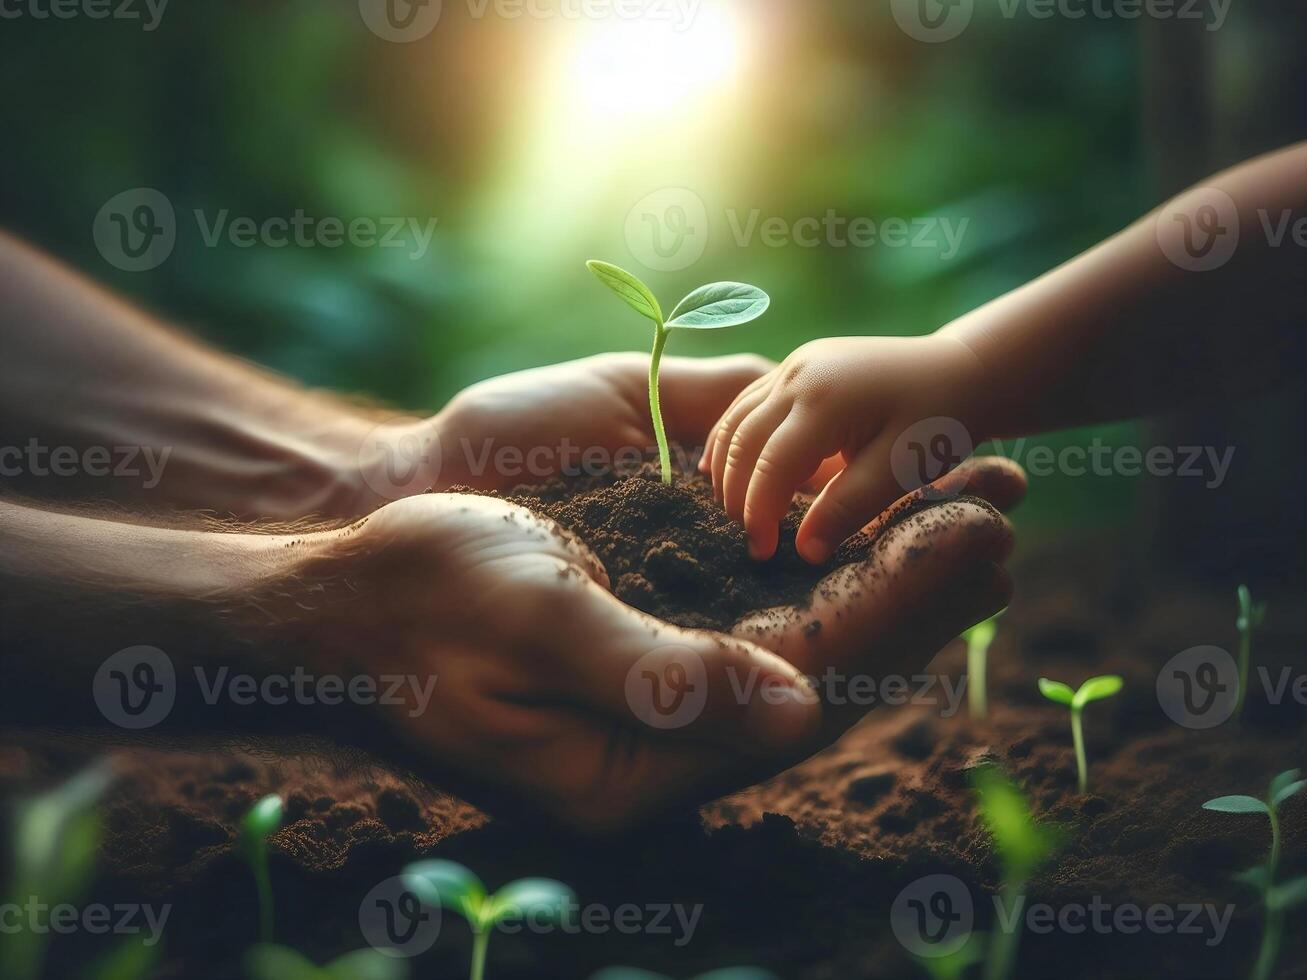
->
[564,4,745,117]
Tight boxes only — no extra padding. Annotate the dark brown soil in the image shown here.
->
[484,458,874,632]
[4,532,1306,980]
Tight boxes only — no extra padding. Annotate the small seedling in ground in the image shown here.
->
[586,260,769,484]
[1037,675,1122,793]
[1204,769,1307,980]
[403,859,574,980]
[238,794,284,944]
[962,614,1002,719]
[246,943,408,980]
[1234,584,1268,721]
[969,763,1060,980]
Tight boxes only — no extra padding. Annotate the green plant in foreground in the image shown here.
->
[2,763,116,980]
[1234,584,1268,721]
[969,764,1060,980]
[1037,675,1122,793]
[238,794,284,944]
[962,614,1002,719]
[586,260,770,484]
[245,943,408,980]
[1204,769,1307,980]
[403,860,574,980]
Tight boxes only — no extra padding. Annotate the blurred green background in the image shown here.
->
[2,0,1270,537]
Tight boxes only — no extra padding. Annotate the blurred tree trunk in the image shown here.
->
[1140,4,1307,588]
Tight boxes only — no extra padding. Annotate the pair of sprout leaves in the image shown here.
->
[1205,769,1307,910]
[1037,674,1123,794]
[586,261,770,485]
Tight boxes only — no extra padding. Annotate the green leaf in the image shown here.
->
[1267,876,1307,912]
[1273,780,1307,808]
[666,282,769,330]
[402,860,486,924]
[586,260,663,326]
[245,944,323,980]
[695,970,783,980]
[239,795,284,860]
[1038,679,1075,706]
[1269,769,1303,802]
[588,970,672,980]
[486,878,575,930]
[969,763,1059,883]
[1203,795,1270,815]
[324,949,410,980]
[1073,675,1123,710]
[1233,865,1271,892]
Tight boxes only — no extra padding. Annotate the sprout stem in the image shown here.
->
[252,851,273,943]
[469,928,489,980]
[648,325,672,485]
[968,643,988,719]
[1251,907,1281,980]
[1071,707,1088,794]
[1235,619,1253,721]
[985,883,1024,980]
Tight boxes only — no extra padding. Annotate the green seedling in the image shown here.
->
[403,860,574,980]
[914,932,987,980]
[238,794,284,944]
[962,614,1002,719]
[1037,675,1122,793]
[586,260,770,484]
[84,935,162,980]
[1204,769,1307,980]
[2,762,116,980]
[1234,584,1268,721]
[246,943,409,980]
[969,763,1059,980]
[589,970,779,980]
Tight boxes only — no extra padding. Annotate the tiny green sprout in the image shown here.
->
[586,260,770,485]
[1234,584,1268,721]
[1204,770,1306,980]
[962,613,1002,719]
[246,943,408,980]
[969,763,1060,980]
[1037,675,1122,794]
[403,859,574,980]
[237,794,284,945]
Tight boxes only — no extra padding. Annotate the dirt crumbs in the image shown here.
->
[476,459,876,631]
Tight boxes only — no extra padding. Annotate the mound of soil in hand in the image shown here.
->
[492,458,874,631]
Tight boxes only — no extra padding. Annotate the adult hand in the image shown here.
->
[362,353,774,500]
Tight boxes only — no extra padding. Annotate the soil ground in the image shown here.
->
[3,501,1306,979]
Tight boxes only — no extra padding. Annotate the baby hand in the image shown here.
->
[700,335,984,563]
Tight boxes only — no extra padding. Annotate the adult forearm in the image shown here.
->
[941,141,1307,440]
[0,233,436,519]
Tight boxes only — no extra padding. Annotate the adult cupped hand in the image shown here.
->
[292,458,1023,834]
